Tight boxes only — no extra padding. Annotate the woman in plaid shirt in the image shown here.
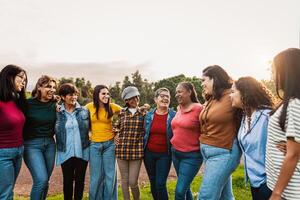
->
[115,86,147,200]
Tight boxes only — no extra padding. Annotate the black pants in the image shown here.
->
[250,182,272,200]
[61,157,88,200]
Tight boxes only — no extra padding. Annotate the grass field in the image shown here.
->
[15,165,252,200]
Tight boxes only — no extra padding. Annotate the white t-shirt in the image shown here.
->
[266,98,300,199]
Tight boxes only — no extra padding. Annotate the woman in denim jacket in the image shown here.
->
[55,83,90,200]
[143,87,176,200]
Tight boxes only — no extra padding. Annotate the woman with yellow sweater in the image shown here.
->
[86,85,122,200]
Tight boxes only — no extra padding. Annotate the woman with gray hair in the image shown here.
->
[144,87,176,200]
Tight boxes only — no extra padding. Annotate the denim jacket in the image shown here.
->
[144,108,176,155]
[55,102,90,152]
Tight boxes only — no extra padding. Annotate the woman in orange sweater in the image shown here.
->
[198,65,242,200]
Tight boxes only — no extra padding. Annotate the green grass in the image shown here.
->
[15,165,252,200]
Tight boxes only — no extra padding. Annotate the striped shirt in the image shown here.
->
[266,98,300,199]
[115,107,146,160]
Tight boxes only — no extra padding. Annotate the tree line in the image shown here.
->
[57,70,276,109]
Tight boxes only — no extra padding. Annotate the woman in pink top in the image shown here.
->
[171,82,203,200]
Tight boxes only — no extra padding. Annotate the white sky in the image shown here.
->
[0,0,299,86]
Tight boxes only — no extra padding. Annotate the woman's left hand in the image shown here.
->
[269,192,282,200]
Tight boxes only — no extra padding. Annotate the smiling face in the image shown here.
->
[125,96,139,108]
[38,81,56,102]
[175,84,191,105]
[230,83,243,108]
[62,93,78,107]
[13,71,26,92]
[201,75,214,96]
[154,90,170,109]
[99,88,110,105]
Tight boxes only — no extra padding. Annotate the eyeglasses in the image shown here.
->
[158,94,170,99]
[16,75,27,84]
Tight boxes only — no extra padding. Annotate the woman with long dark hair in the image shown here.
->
[266,48,300,200]
[171,82,203,200]
[198,65,242,200]
[230,76,274,200]
[23,75,57,200]
[0,65,27,199]
[86,85,122,200]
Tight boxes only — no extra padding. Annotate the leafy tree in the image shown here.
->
[109,81,123,105]
[110,70,154,106]
[122,76,132,90]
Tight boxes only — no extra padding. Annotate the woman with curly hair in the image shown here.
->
[230,76,274,200]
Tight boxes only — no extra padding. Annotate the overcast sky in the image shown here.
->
[0,0,299,87]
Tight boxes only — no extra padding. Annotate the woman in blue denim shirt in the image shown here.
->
[55,83,90,200]
[230,77,274,200]
[144,87,176,200]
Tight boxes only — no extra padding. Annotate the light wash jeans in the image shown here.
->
[172,147,203,200]
[23,137,56,200]
[89,140,117,200]
[0,146,23,200]
[198,139,242,200]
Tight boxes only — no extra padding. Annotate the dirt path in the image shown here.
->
[14,161,179,196]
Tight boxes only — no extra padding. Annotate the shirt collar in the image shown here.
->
[60,102,81,112]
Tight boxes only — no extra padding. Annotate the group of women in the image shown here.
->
[0,47,299,200]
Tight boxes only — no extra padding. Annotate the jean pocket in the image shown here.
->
[0,147,18,157]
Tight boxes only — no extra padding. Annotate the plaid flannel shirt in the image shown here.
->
[115,107,146,160]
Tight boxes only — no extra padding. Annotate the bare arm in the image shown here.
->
[270,137,300,200]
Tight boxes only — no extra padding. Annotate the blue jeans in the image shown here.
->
[198,140,242,200]
[172,147,203,200]
[89,140,117,200]
[0,146,23,200]
[144,149,172,200]
[23,137,56,200]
